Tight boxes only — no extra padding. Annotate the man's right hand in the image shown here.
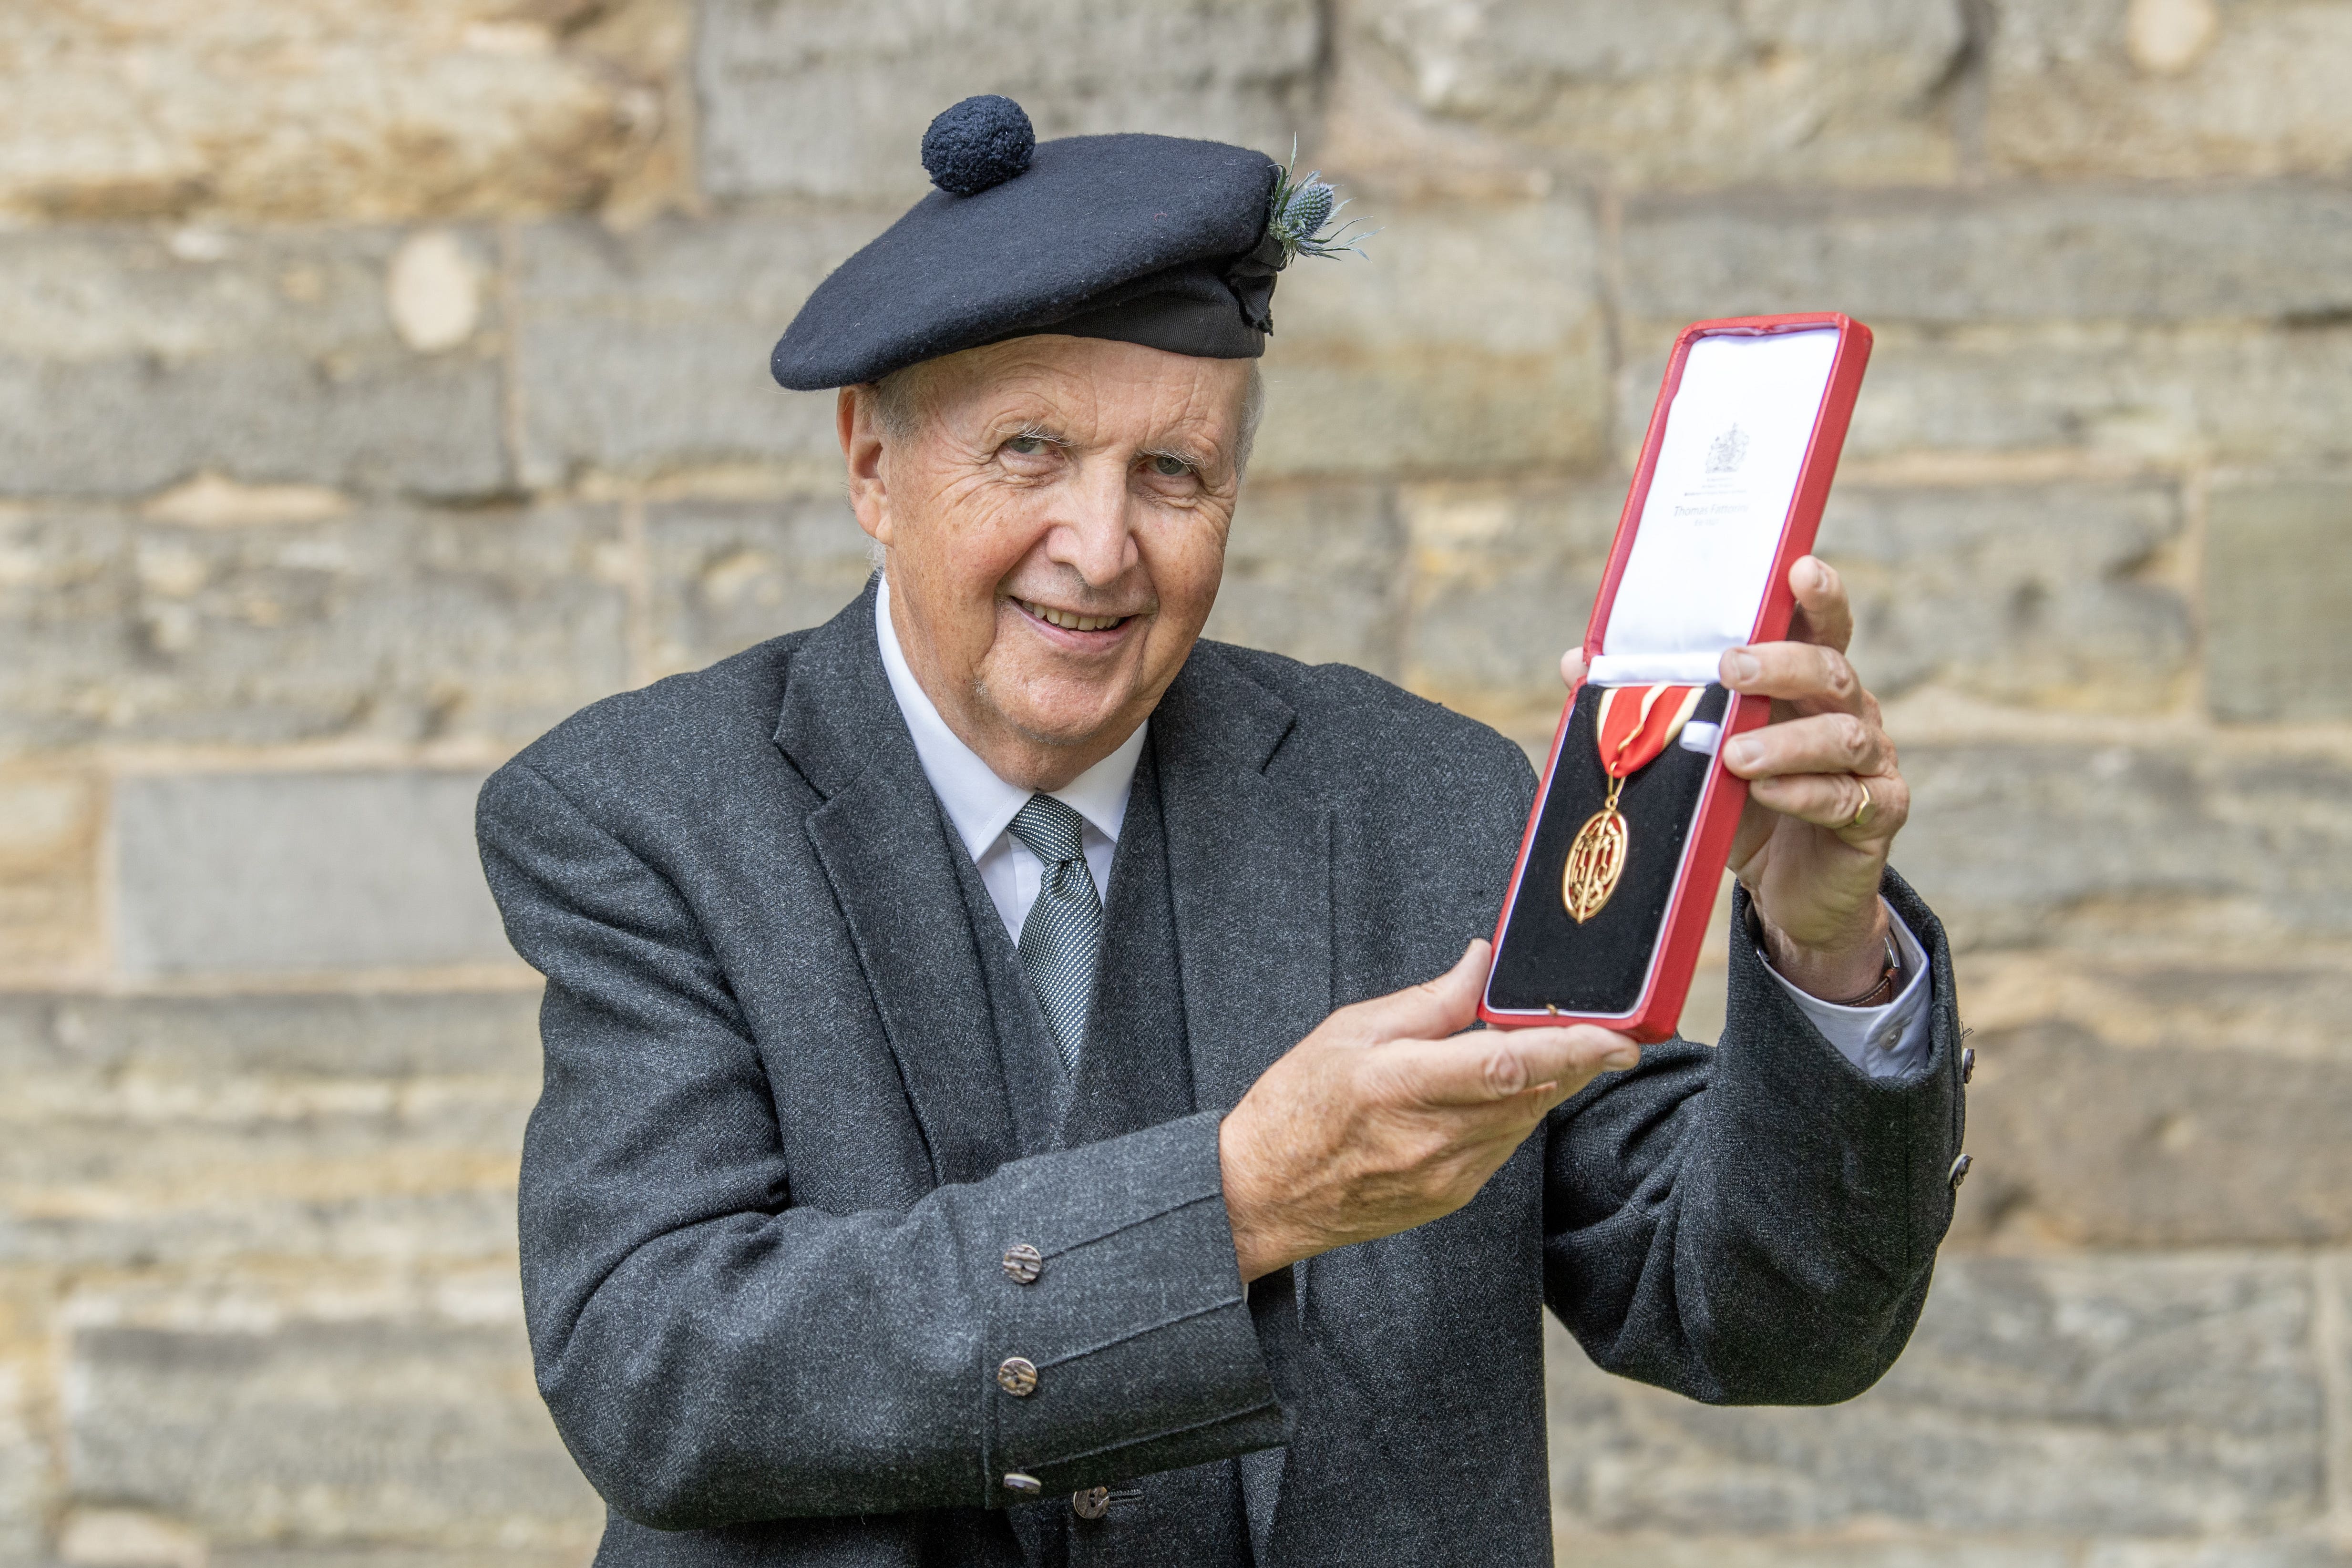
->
[1218,940,1639,1283]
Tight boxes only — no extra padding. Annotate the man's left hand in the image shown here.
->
[1560,554,1906,1003]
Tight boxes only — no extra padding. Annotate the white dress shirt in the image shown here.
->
[875,573,1932,1078]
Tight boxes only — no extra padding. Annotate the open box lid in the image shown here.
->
[1584,316,1870,687]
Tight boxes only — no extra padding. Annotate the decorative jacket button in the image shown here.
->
[1002,1243,1043,1284]
[1948,1153,1973,1189]
[1002,1472,1041,1496]
[997,1356,1039,1396]
[1072,1486,1111,1520]
[1961,1046,1976,1084]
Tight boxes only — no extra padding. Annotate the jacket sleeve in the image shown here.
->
[1542,872,1965,1405]
[477,760,1284,1530]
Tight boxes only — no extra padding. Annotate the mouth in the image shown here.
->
[1012,597,1139,637]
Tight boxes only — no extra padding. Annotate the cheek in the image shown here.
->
[907,475,1043,600]
[1141,512,1232,628]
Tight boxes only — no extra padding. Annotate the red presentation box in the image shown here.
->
[1480,314,1873,1042]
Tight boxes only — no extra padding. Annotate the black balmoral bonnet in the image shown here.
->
[770,95,1364,390]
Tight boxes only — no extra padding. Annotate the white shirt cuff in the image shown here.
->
[1757,901,1934,1081]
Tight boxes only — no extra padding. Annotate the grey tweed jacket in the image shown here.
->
[477,582,1965,1566]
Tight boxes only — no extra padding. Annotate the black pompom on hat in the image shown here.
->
[921,95,1035,196]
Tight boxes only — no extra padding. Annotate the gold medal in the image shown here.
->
[1563,684,1705,924]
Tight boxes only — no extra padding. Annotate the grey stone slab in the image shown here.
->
[1549,1534,2079,1568]
[113,771,512,977]
[645,493,876,674]
[695,0,1321,203]
[1893,739,2352,948]
[1251,197,1611,478]
[0,227,506,498]
[1818,482,2193,712]
[0,993,540,1270]
[1547,1253,2325,1537]
[1953,1022,2352,1246]
[1395,479,1622,721]
[1621,322,2352,467]
[1620,185,2352,326]
[512,213,890,483]
[65,1315,599,1547]
[2204,482,2352,723]
[0,499,626,747]
[0,990,541,1086]
[1987,0,2352,181]
[1204,481,1408,679]
[1347,0,1965,190]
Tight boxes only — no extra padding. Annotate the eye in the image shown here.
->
[1148,454,1192,478]
[1004,435,1050,457]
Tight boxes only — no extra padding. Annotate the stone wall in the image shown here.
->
[3,0,2349,1562]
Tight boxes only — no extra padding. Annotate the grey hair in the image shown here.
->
[866,359,1268,477]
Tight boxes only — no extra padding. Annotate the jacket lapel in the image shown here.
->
[1151,646,1335,1554]
[1151,646,1334,1115]
[776,581,1019,1187]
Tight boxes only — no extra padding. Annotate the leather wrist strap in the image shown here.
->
[1820,933,1903,1008]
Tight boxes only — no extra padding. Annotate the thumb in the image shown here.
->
[1347,939,1490,1044]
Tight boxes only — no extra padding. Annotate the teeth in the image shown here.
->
[1019,599,1126,633]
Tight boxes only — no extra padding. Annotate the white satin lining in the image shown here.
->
[1585,651,1728,687]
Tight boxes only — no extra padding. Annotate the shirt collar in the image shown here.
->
[874,573,1145,861]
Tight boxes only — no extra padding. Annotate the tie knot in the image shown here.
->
[1008,793,1088,865]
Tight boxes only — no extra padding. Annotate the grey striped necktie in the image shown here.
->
[1007,794,1103,1075]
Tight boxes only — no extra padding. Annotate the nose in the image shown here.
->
[1045,455,1138,588]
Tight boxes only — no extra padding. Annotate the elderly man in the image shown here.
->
[478,97,1963,1567]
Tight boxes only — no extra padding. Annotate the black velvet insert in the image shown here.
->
[1488,683,1730,1017]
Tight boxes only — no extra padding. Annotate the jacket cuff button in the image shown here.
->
[1002,1243,1043,1284]
[1002,1472,1041,1496]
[1961,1045,1976,1084]
[1948,1152,1973,1189]
[1073,1486,1111,1520]
[996,1356,1039,1396]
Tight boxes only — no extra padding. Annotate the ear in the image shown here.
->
[839,384,892,547]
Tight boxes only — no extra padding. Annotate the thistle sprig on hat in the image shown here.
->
[1265,143,1373,265]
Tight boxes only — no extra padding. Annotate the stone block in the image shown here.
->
[695,0,1320,203]
[513,214,890,484]
[0,227,507,498]
[1818,483,2193,712]
[1893,739,2352,948]
[1547,1253,2325,1536]
[0,991,539,1268]
[1619,186,2352,327]
[0,0,678,223]
[1205,481,1408,678]
[0,498,626,747]
[1622,322,2352,469]
[645,493,876,675]
[64,1312,598,1550]
[1954,943,2352,1063]
[113,771,514,978]
[1340,0,1966,192]
[1251,198,1611,480]
[1394,479,1620,727]
[2204,482,2352,723]
[0,769,102,981]
[1988,0,2352,179]
[1952,1022,2352,1246]
[1549,1534,2078,1568]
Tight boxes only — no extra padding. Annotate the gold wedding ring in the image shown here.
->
[1846,778,1875,831]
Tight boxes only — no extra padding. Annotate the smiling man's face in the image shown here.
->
[839,334,1253,791]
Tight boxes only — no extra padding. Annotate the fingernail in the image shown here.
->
[1725,737,1760,769]
[1799,557,1826,591]
[1603,1048,1639,1071]
[1725,649,1760,683]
